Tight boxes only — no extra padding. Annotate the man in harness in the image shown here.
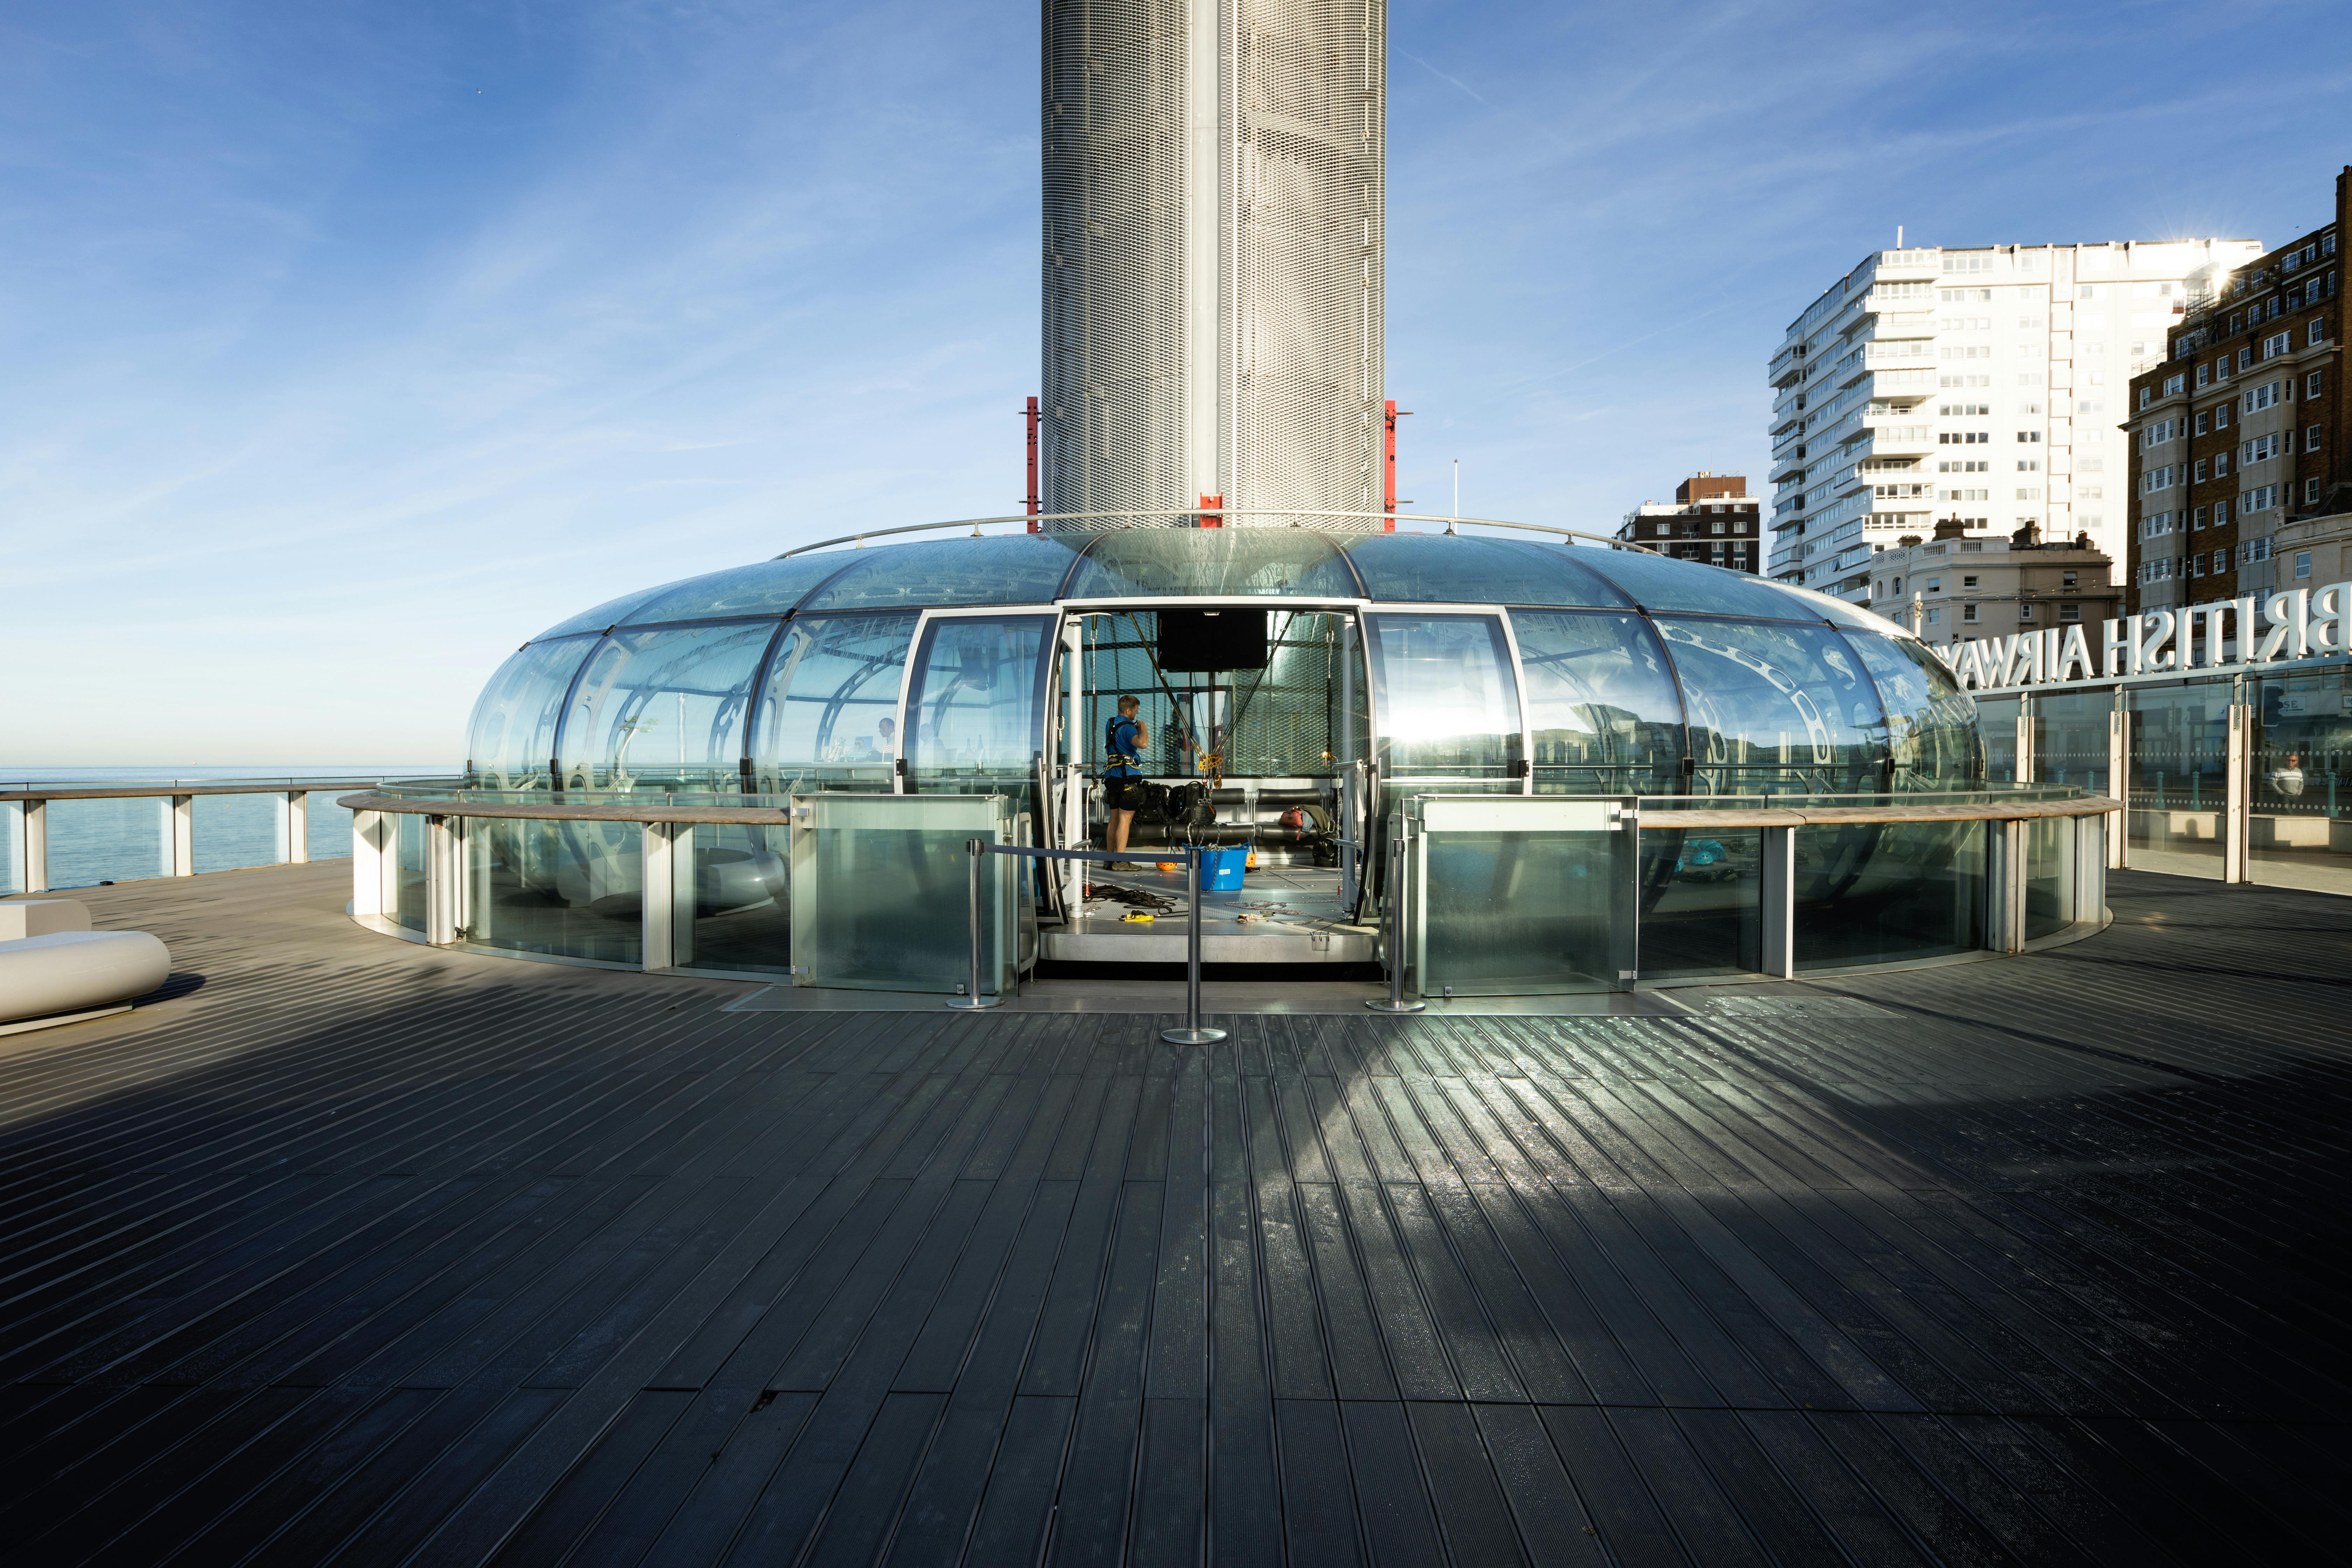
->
[1103,694,1149,870]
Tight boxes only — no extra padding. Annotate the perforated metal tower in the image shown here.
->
[1041,0,1385,529]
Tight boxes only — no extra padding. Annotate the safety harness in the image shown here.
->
[1104,715,1142,776]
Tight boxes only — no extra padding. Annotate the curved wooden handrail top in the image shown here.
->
[1,779,454,803]
[1645,796,2120,828]
[336,791,797,825]
[341,790,2120,830]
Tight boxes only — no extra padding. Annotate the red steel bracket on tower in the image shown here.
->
[1197,492,1224,528]
[1383,401,1411,532]
[1024,396,1041,531]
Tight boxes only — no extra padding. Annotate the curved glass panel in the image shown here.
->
[1343,534,1632,608]
[1062,530,1361,600]
[535,587,674,641]
[559,623,774,791]
[1572,547,1825,621]
[1365,612,1522,777]
[620,555,850,626]
[1656,617,1887,792]
[750,611,917,790]
[462,816,645,964]
[467,636,598,789]
[1843,631,1984,788]
[1509,611,1685,794]
[800,536,1083,612]
[1783,583,1900,631]
[905,615,1054,815]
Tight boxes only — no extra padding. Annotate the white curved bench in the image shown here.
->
[0,929,172,1036]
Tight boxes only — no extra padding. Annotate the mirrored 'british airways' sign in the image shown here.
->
[1936,585,2352,690]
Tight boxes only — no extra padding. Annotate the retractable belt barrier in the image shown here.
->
[946,840,1227,1045]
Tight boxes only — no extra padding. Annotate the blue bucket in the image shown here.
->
[1199,846,1247,890]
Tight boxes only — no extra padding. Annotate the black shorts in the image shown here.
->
[1105,775,1148,812]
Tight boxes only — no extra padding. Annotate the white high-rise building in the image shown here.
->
[1766,239,2262,598]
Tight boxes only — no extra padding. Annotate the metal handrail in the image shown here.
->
[772,509,1665,560]
[1,775,458,804]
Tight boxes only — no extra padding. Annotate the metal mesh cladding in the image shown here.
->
[1041,0,1385,530]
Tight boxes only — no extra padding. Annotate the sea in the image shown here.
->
[2,766,454,894]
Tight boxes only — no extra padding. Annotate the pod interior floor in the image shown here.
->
[1043,862,1374,964]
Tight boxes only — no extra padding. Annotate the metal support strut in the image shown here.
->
[1162,845,1227,1046]
[1365,833,1425,1014]
[947,838,1000,1010]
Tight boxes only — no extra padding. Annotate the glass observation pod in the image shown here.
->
[373,521,2108,997]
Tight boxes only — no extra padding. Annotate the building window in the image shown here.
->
[2059,603,2080,622]
[2195,411,2210,435]
[2191,554,2205,578]
[2310,425,2325,452]
[2215,549,2231,573]
[2264,331,2292,359]
[2194,458,2209,482]
[1926,608,1940,625]
[2215,403,2230,428]
[2016,487,2042,500]
[2018,603,2034,621]
[2309,477,2325,504]
[2239,349,2253,371]
[2197,364,2212,388]
[2138,387,2151,409]
[1962,575,1979,588]
[1655,523,1669,537]
[2062,570,2078,587]
[2298,551,2314,580]
[2163,374,2184,397]
[1711,520,1725,534]
[1961,604,1977,622]
[2216,453,2230,477]
[2310,370,2325,399]
[1926,578,1940,593]
[2314,320,2328,347]
[2017,460,2041,472]
[2216,499,2231,524]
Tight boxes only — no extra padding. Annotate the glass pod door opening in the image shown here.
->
[1040,604,1377,971]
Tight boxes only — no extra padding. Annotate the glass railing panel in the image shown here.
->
[2250,668,2352,895]
[2127,684,2229,879]
[680,822,793,973]
[458,817,643,964]
[306,791,357,861]
[2031,691,2114,795]
[0,802,20,894]
[2023,814,2077,941]
[43,798,171,889]
[1406,797,1635,996]
[392,812,430,933]
[1792,819,1987,971]
[791,794,1014,994]
[192,792,283,873]
[1637,827,1762,979]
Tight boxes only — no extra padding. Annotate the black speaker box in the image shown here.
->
[1157,609,1268,671]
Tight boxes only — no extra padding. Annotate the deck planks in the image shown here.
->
[0,862,2348,1563]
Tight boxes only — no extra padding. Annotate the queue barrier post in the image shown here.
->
[1365,831,1426,1014]
[946,838,1000,1010]
[942,839,1225,1043]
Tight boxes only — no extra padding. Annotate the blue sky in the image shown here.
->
[5,0,2349,763]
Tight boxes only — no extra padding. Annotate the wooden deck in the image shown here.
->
[2,860,2348,1565]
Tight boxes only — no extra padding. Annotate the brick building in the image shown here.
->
[1616,472,1762,572]
[2128,168,2346,615]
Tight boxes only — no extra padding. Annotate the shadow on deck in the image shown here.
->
[1,860,2347,1565]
